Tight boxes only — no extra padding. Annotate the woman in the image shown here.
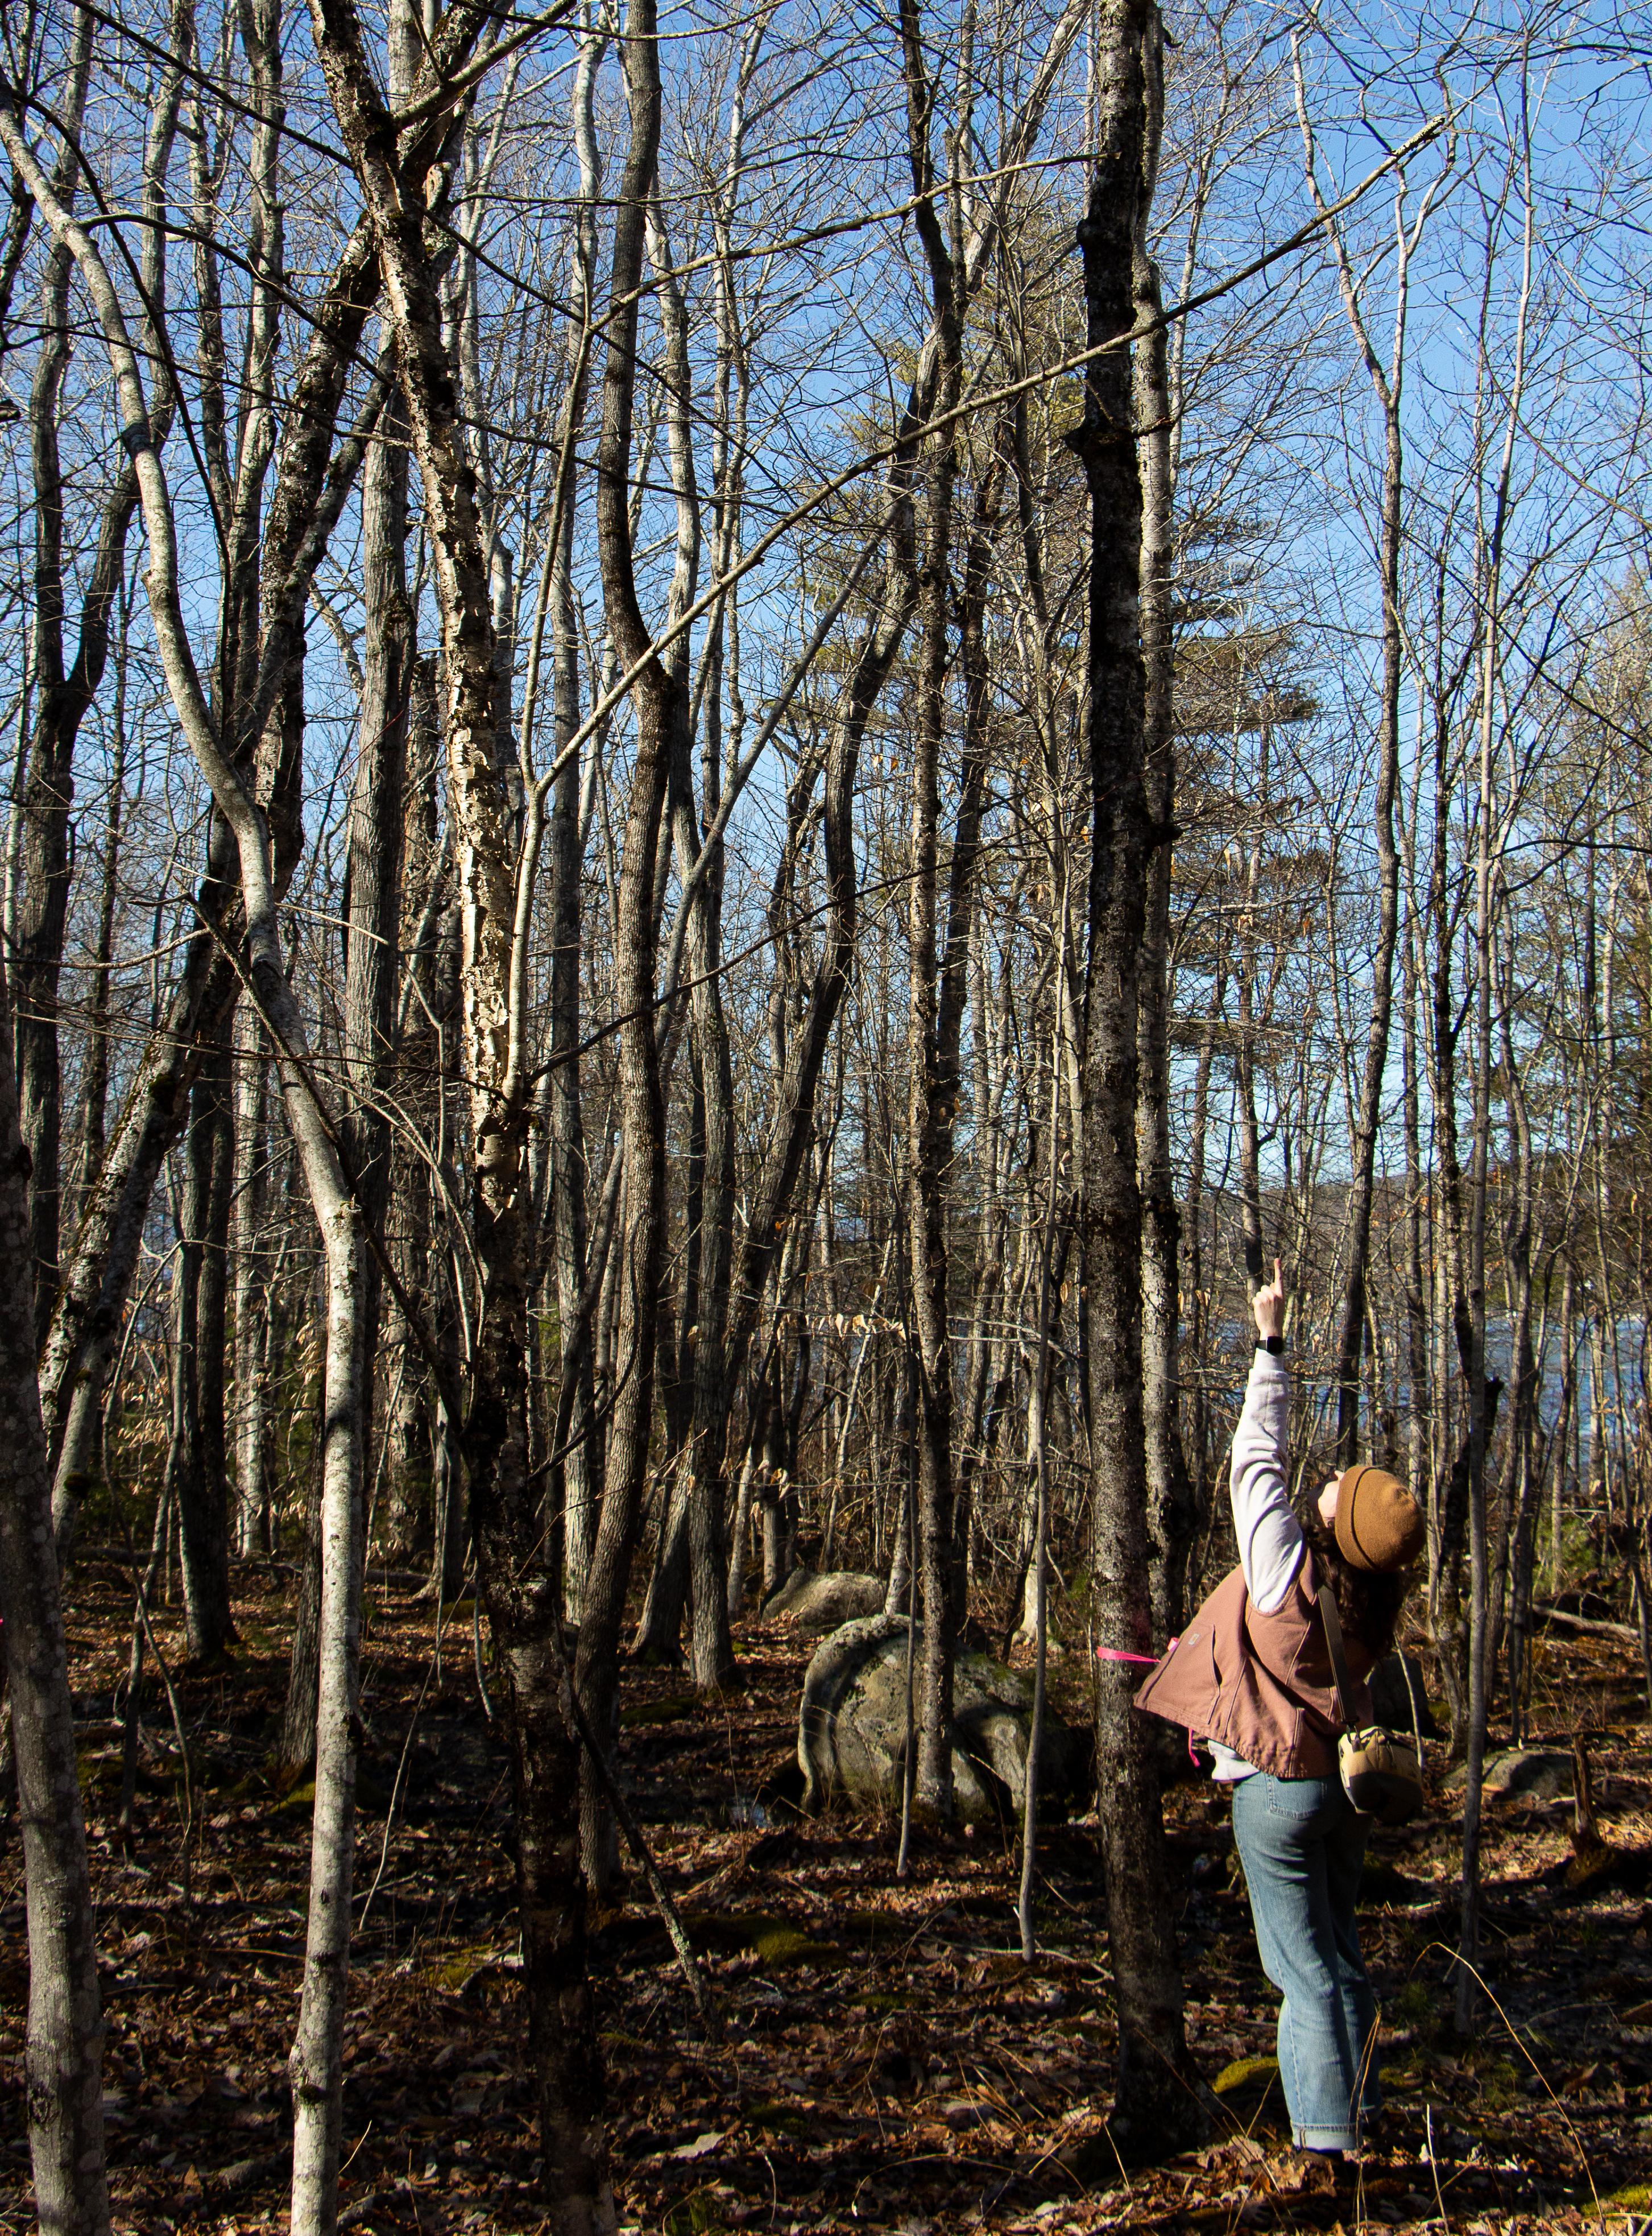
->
[1136,1262,1423,2159]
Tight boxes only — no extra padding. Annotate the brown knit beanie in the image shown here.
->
[1334,1464,1425,1573]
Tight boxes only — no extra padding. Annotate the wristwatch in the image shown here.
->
[1254,1334,1285,1355]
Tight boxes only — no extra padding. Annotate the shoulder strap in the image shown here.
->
[1315,1584,1360,1729]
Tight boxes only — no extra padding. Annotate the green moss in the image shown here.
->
[858,1991,908,2013]
[1392,1977,1439,2036]
[426,1941,510,1991]
[743,2099,808,2137]
[1472,2055,1520,2111]
[663,2192,726,2235]
[1606,2184,1652,2210]
[1212,2055,1280,2095]
[76,1748,114,1796]
[620,1693,700,1728]
[748,1922,838,1968]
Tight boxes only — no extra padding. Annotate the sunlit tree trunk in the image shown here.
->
[341,360,412,1567]
[232,1001,270,1556]
[577,0,678,1900]
[1132,140,1196,1640]
[0,75,372,2236]
[544,10,607,1624]
[307,0,612,2215]
[1073,0,1202,2154]
[1295,47,1444,1468]
[897,0,966,1817]
[35,63,382,1540]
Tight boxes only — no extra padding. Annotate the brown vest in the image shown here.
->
[1135,1549,1374,1779]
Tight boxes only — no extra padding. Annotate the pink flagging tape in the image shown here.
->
[1094,1638,1203,1766]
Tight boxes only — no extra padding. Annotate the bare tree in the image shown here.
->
[1073,0,1203,2155]
[0,960,109,2236]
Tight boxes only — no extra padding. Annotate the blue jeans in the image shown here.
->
[1229,1772,1380,2152]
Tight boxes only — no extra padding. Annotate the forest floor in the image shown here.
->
[3,1560,1651,2236]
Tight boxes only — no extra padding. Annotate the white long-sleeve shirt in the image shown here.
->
[1209,1349,1306,1782]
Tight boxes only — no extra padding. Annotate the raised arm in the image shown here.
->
[1231,1259,1305,1614]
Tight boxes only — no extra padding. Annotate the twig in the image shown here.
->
[471,1592,494,1721]
[114,1492,195,1890]
[1425,2105,1448,2234]
[131,1570,196,1898]
[358,1573,473,1933]
[548,1624,721,2041]
[1429,1942,1604,2230]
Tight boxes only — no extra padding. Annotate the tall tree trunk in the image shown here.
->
[1547,1261,1576,1592]
[279,1276,328,1773]
[936,446,1005,1629]
[232,1002,270,1556]
[1455,778,1494,2038]
[305,2,612,2218]
[341,363,412,1548]
[0,938,110,2236]
[1132,172,1195,1641]
[897,0,966,1818]
[1072,0,1201,2154]
[383,658,444,1563]
[284,1221,366,2236]
[71,571,133,1231]
[51,580,134,1565]
[1329,418,1404,1462]
[1502,1067,1541,1741]
[15,10,164,1346]
[1294,60,1434,1468]
[648,187,735,1694]
[0,81,373,2236]
[1181,957,1223,1510]
[34,137,383,1526]
[575,0,678,1902]
[171,1026,237,1665]
[48,932,241,1543]
[1232,710,1268,1299]
[1399,823,1431,1518]
[544,11,606,1625]
[705,0,1089,1522]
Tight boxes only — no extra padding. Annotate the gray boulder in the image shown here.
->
[761,1567,887,1635]
[1444,1747,1572,1803]
[797,1613,1088,1824]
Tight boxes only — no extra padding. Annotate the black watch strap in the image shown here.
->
[1254,1334,1285,1355]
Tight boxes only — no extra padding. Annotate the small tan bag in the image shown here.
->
[1316,1586,1424,1826]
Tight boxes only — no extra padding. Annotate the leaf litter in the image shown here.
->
[3,1564,1651,2235]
